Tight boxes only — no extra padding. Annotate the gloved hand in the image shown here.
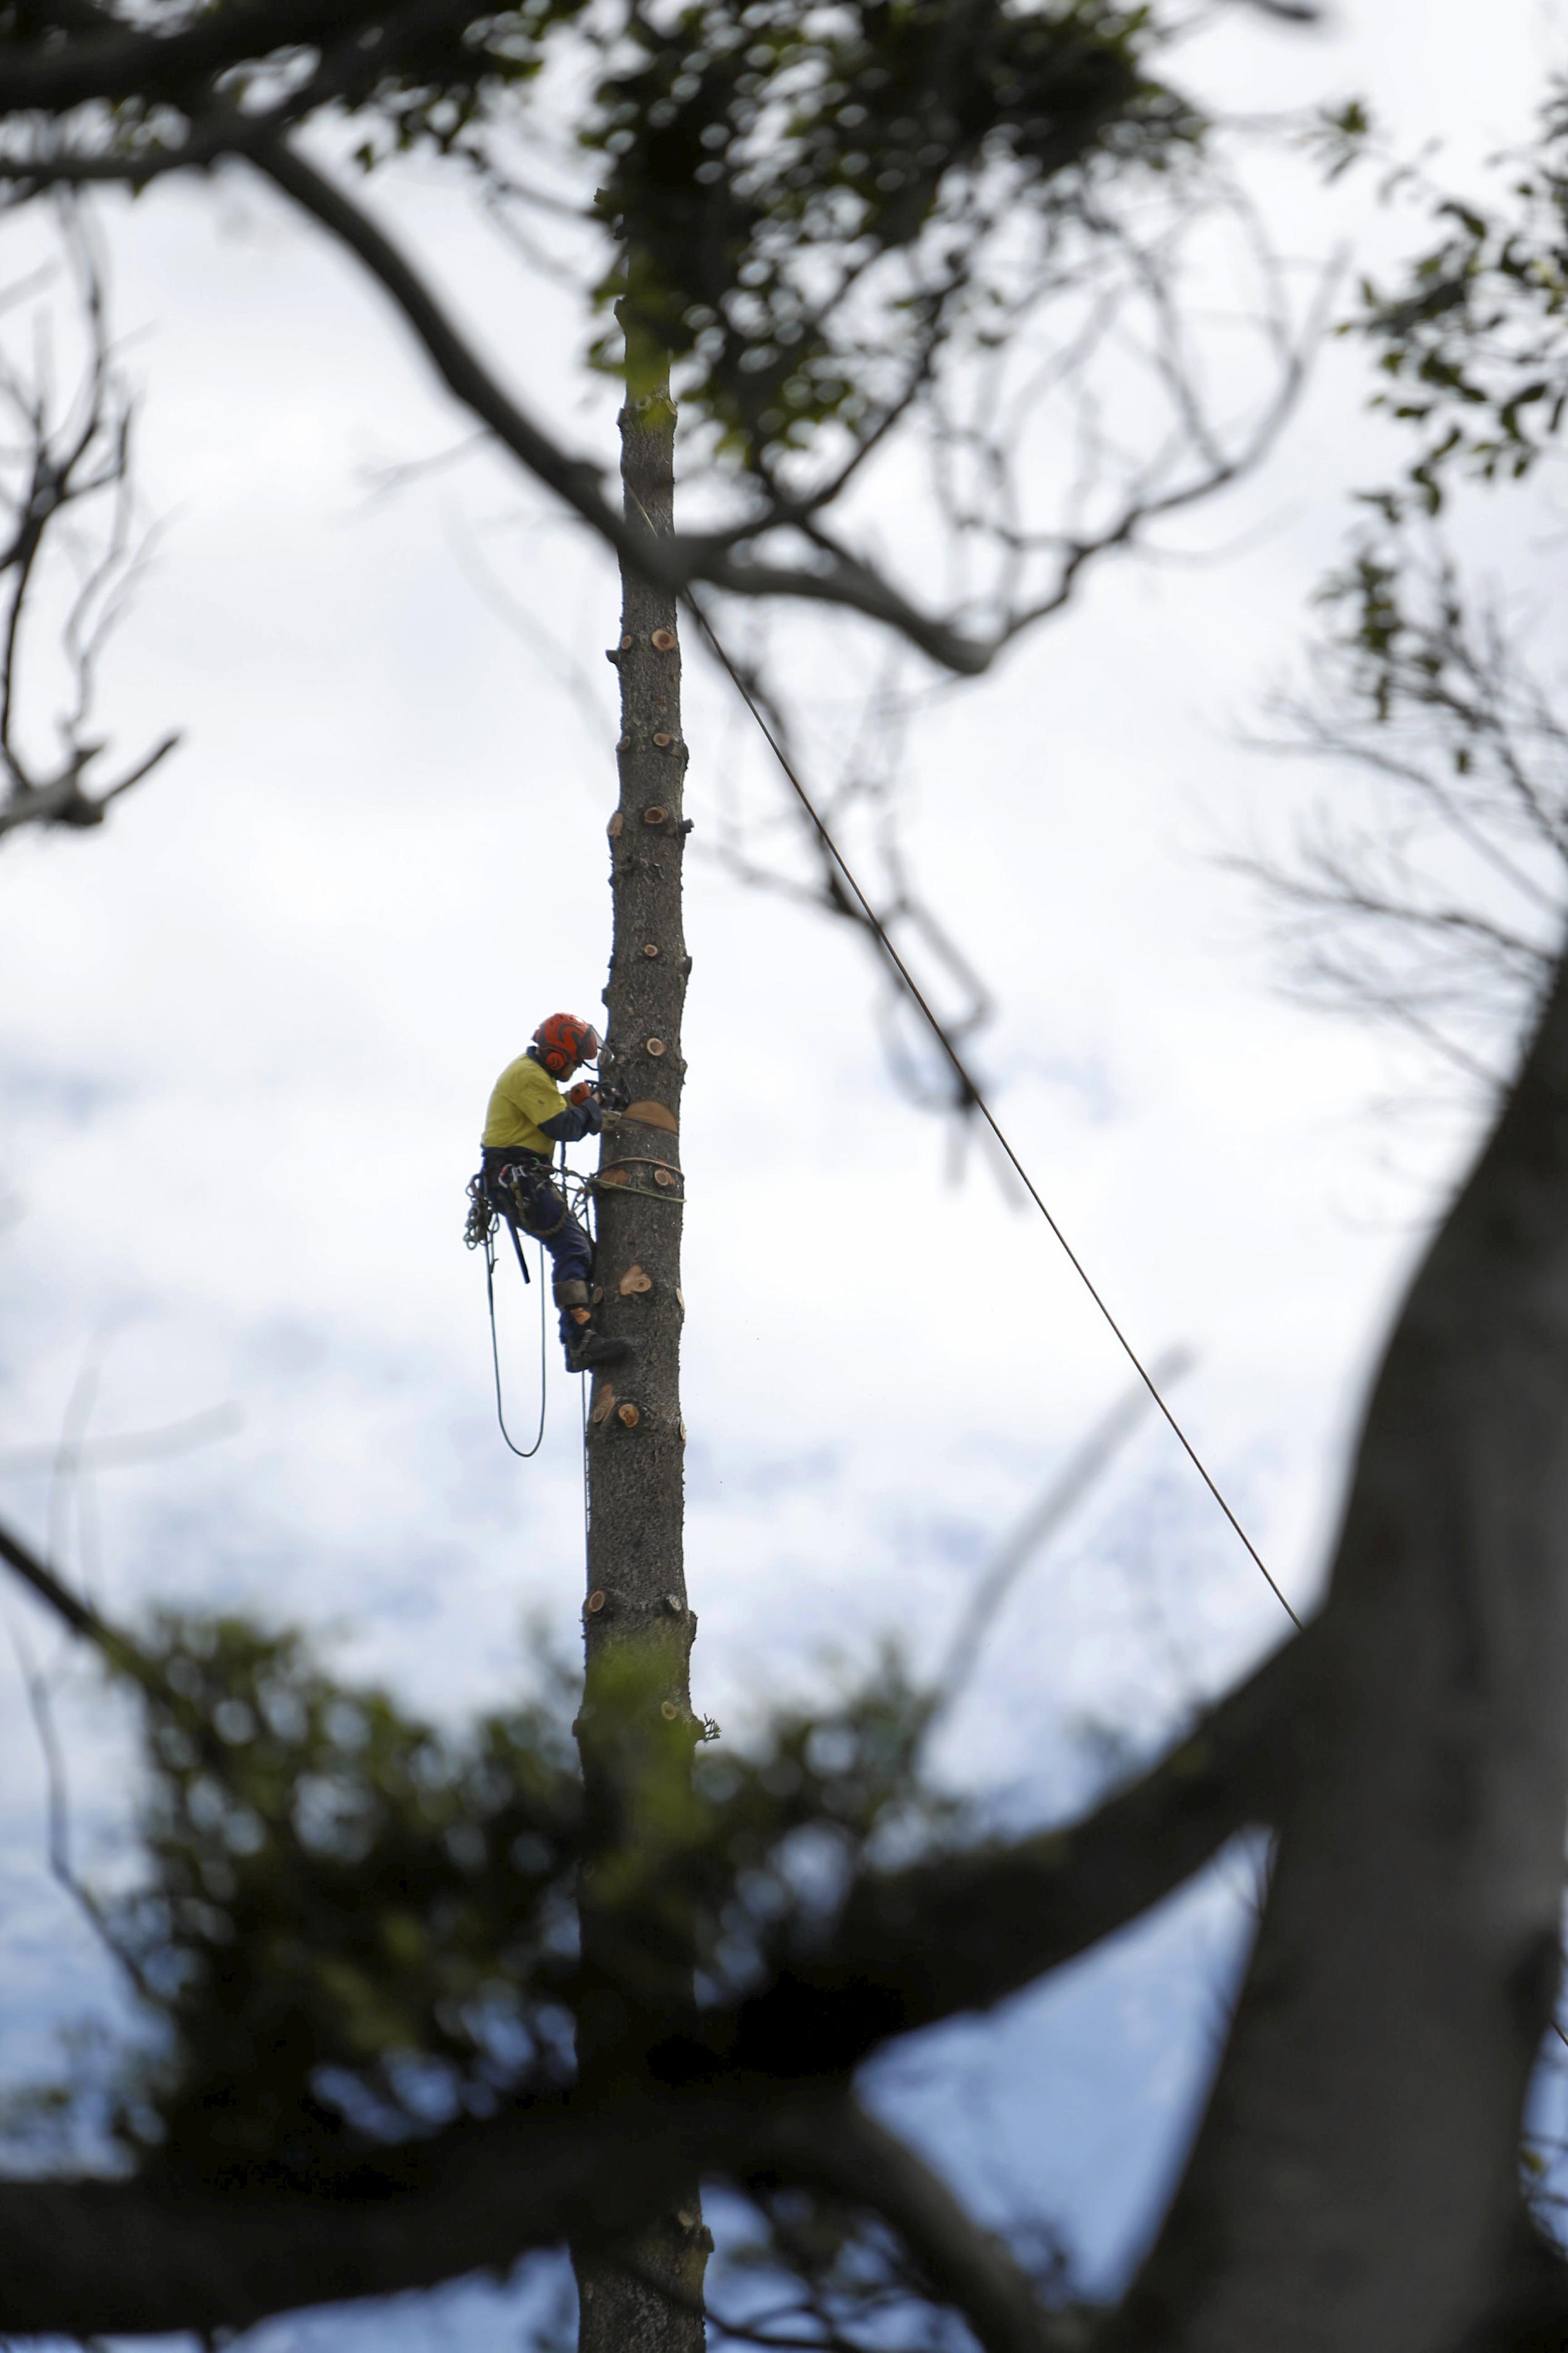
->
[568,1083,605,1134]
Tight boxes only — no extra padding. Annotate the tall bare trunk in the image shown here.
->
[570,335,707,2352]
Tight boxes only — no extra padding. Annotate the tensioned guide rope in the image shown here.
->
[686,596,1302,1633]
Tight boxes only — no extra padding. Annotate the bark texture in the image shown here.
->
[1115,943,1568,2353]
[571,354,707,2352]
[583,367,693,1755]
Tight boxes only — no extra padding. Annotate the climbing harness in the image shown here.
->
[466,1158,597,1460]
[466,1122,623,1462]
[491,1158,573,1245]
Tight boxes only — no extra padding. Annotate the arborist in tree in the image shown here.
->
[479,1012,633,1375]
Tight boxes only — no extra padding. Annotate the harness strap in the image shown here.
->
[505,1169,571,1241]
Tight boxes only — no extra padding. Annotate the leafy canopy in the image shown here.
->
[27,1610,957,2195]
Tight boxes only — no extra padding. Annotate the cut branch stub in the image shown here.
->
[651,628,677,651]
[607,811,624,839]
[617,1403,641,1429]
[654,1167,678,1188]
[646,1037,666,1056]
[625,1100,678,1133]
[620,1265,654,1296]
[643,942,660,959]
[590,1385,616,1426]
[586,1589,607,1615]
[652,733,673,748]
[643,806,670,826]
[660,1700,679,1721]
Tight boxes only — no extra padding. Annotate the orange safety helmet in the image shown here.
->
[533,1012,601,1077]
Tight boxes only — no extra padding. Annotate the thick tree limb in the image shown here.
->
[0,0,459,114]
[1452,2221,1568,2351]
[0,1490,1304,2341]
[0,1511,108,1642]
[765,2098,1078,2353]
[0,2085,1097,2346]
[672,1623,1306,2086]
[0,1510,154,1684]
[1113,935,1568,2353]
[0,1489,1303,2063]
[0,2089,775,2339]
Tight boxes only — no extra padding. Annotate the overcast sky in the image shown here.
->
[2,1,1564,2340]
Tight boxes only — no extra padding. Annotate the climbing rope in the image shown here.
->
[468,589,1296,1627]
[466,1161,607,1465]
[482,1221,549,1460]
[685,594,1302,1633]
[466,1169,553,1460]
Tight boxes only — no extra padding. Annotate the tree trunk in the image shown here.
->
[570,337,707,2353]
[1113,941,1568,2353]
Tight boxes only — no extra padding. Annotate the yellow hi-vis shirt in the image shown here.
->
[482,1052,568,1158]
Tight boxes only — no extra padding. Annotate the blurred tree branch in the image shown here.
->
[0,214,177,840]
[0,1487,1298,2339]
[1239,544,1568,1088]
[0,1,1323,674]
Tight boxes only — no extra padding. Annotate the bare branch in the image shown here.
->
[0,1509,159,1703]
[926,1349,1192,1738]
[764,2099,1079,2353]
[0,1510,109,1645]
[1246,549,1568,1088]
[0,14,1325,675]
[0,219,180,840]
[2,1616,156,2001]
[0,1403,242,1474]
[248,139,1001,673]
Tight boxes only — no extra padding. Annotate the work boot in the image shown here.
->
[565,1329,634,1374]
[554,1277,634,1374]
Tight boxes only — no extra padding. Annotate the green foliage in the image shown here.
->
[110,1612,584,2184]
[298,0,1202,468]
[1303,99,1372,185]
[69,1612,957,2190]
[1339,82,1568,515]
[586,0,1199,465]
[327,0,592,163]
[7,0,1200,479]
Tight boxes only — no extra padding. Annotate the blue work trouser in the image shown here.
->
[482,1151,592,1341]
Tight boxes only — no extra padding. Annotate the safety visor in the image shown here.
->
[577,1024,601,1065]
